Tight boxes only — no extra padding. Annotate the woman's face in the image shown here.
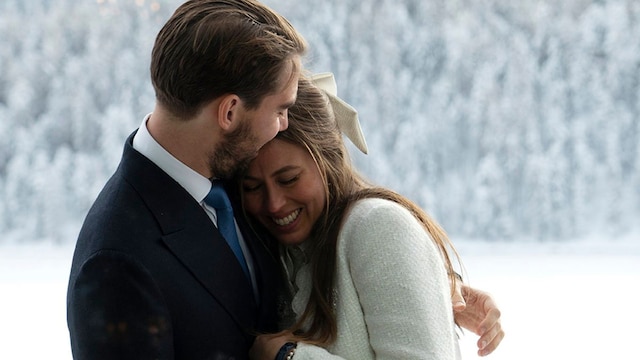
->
[242,138,326,246]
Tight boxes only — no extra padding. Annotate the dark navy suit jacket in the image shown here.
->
[67,132,284,360]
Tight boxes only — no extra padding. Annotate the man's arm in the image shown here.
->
[67,250,174,359]
[452,283,505,356]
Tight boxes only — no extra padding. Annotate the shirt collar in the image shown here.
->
[132,113,211,203]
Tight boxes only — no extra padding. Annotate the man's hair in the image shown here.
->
[150,0,307,119]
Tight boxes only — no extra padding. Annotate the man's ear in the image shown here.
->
[217,94,243,131]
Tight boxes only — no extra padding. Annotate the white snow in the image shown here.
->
[0,243,73,360]
[1,239,638,359]
[456,239,640,360]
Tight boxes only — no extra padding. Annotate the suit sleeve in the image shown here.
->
[67,250,174,360]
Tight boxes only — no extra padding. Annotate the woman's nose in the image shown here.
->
[265,187,286,213]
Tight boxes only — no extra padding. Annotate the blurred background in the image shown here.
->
[2,0,640,244]
[1,0,639,359]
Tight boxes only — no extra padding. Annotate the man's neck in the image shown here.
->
[147,104,217,178]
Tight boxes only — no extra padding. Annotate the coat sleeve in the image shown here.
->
[349,199,456,359]
[294,199,457,360]
[67,249,174,360]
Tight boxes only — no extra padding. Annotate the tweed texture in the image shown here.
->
[291,198,459,359]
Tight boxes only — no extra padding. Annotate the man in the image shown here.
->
[67,1,305,359]
[67,1,502,359]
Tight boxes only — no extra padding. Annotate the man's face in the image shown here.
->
[208,56,301,179]
[245,57,300,150]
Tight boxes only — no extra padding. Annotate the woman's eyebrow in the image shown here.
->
[271,165,300,176]
[243,165,299,181]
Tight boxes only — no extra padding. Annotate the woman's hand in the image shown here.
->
[249,332,295,360]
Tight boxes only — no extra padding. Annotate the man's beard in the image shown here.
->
[208,119,259,180]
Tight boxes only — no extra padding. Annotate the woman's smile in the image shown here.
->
[272,208,302,227]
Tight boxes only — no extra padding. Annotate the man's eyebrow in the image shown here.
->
[280,100,296,110]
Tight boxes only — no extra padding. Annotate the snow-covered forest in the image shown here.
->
[1,0,639,244]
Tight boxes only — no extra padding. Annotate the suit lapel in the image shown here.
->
[119,133,257,331]
[161,225,257,329]
[228,182,285,333]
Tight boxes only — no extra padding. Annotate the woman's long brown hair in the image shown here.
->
[246,76,462,345]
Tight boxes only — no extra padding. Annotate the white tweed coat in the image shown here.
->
[285,198,460,359]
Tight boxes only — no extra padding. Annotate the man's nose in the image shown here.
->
[279,111,289,131]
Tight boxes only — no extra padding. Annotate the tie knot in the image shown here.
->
[204,181,231,210]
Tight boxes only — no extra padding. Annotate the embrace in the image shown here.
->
[67,1,504,359]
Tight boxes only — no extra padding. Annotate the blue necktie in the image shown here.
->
[204,181,250,280]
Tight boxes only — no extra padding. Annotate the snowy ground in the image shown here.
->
[456,239,640,360]
[1,239,638,360]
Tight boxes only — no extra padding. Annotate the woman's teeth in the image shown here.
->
[273,209,301,226]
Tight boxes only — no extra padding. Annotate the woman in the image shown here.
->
[241,74,464,359]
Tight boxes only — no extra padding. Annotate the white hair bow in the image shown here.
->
[310,73,369,154]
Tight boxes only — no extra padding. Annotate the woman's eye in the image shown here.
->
[280,175,299,186]
[242,183,261,192]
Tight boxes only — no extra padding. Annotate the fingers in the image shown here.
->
[460,284,474,299]
[477,323,504,356]
[478,307,501,331]
[476,309,504,356]
[452,279,466,312]
[456,285,505,355]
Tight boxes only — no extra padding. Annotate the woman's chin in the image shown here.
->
[276,234,306,247]
[271,225,308,246]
